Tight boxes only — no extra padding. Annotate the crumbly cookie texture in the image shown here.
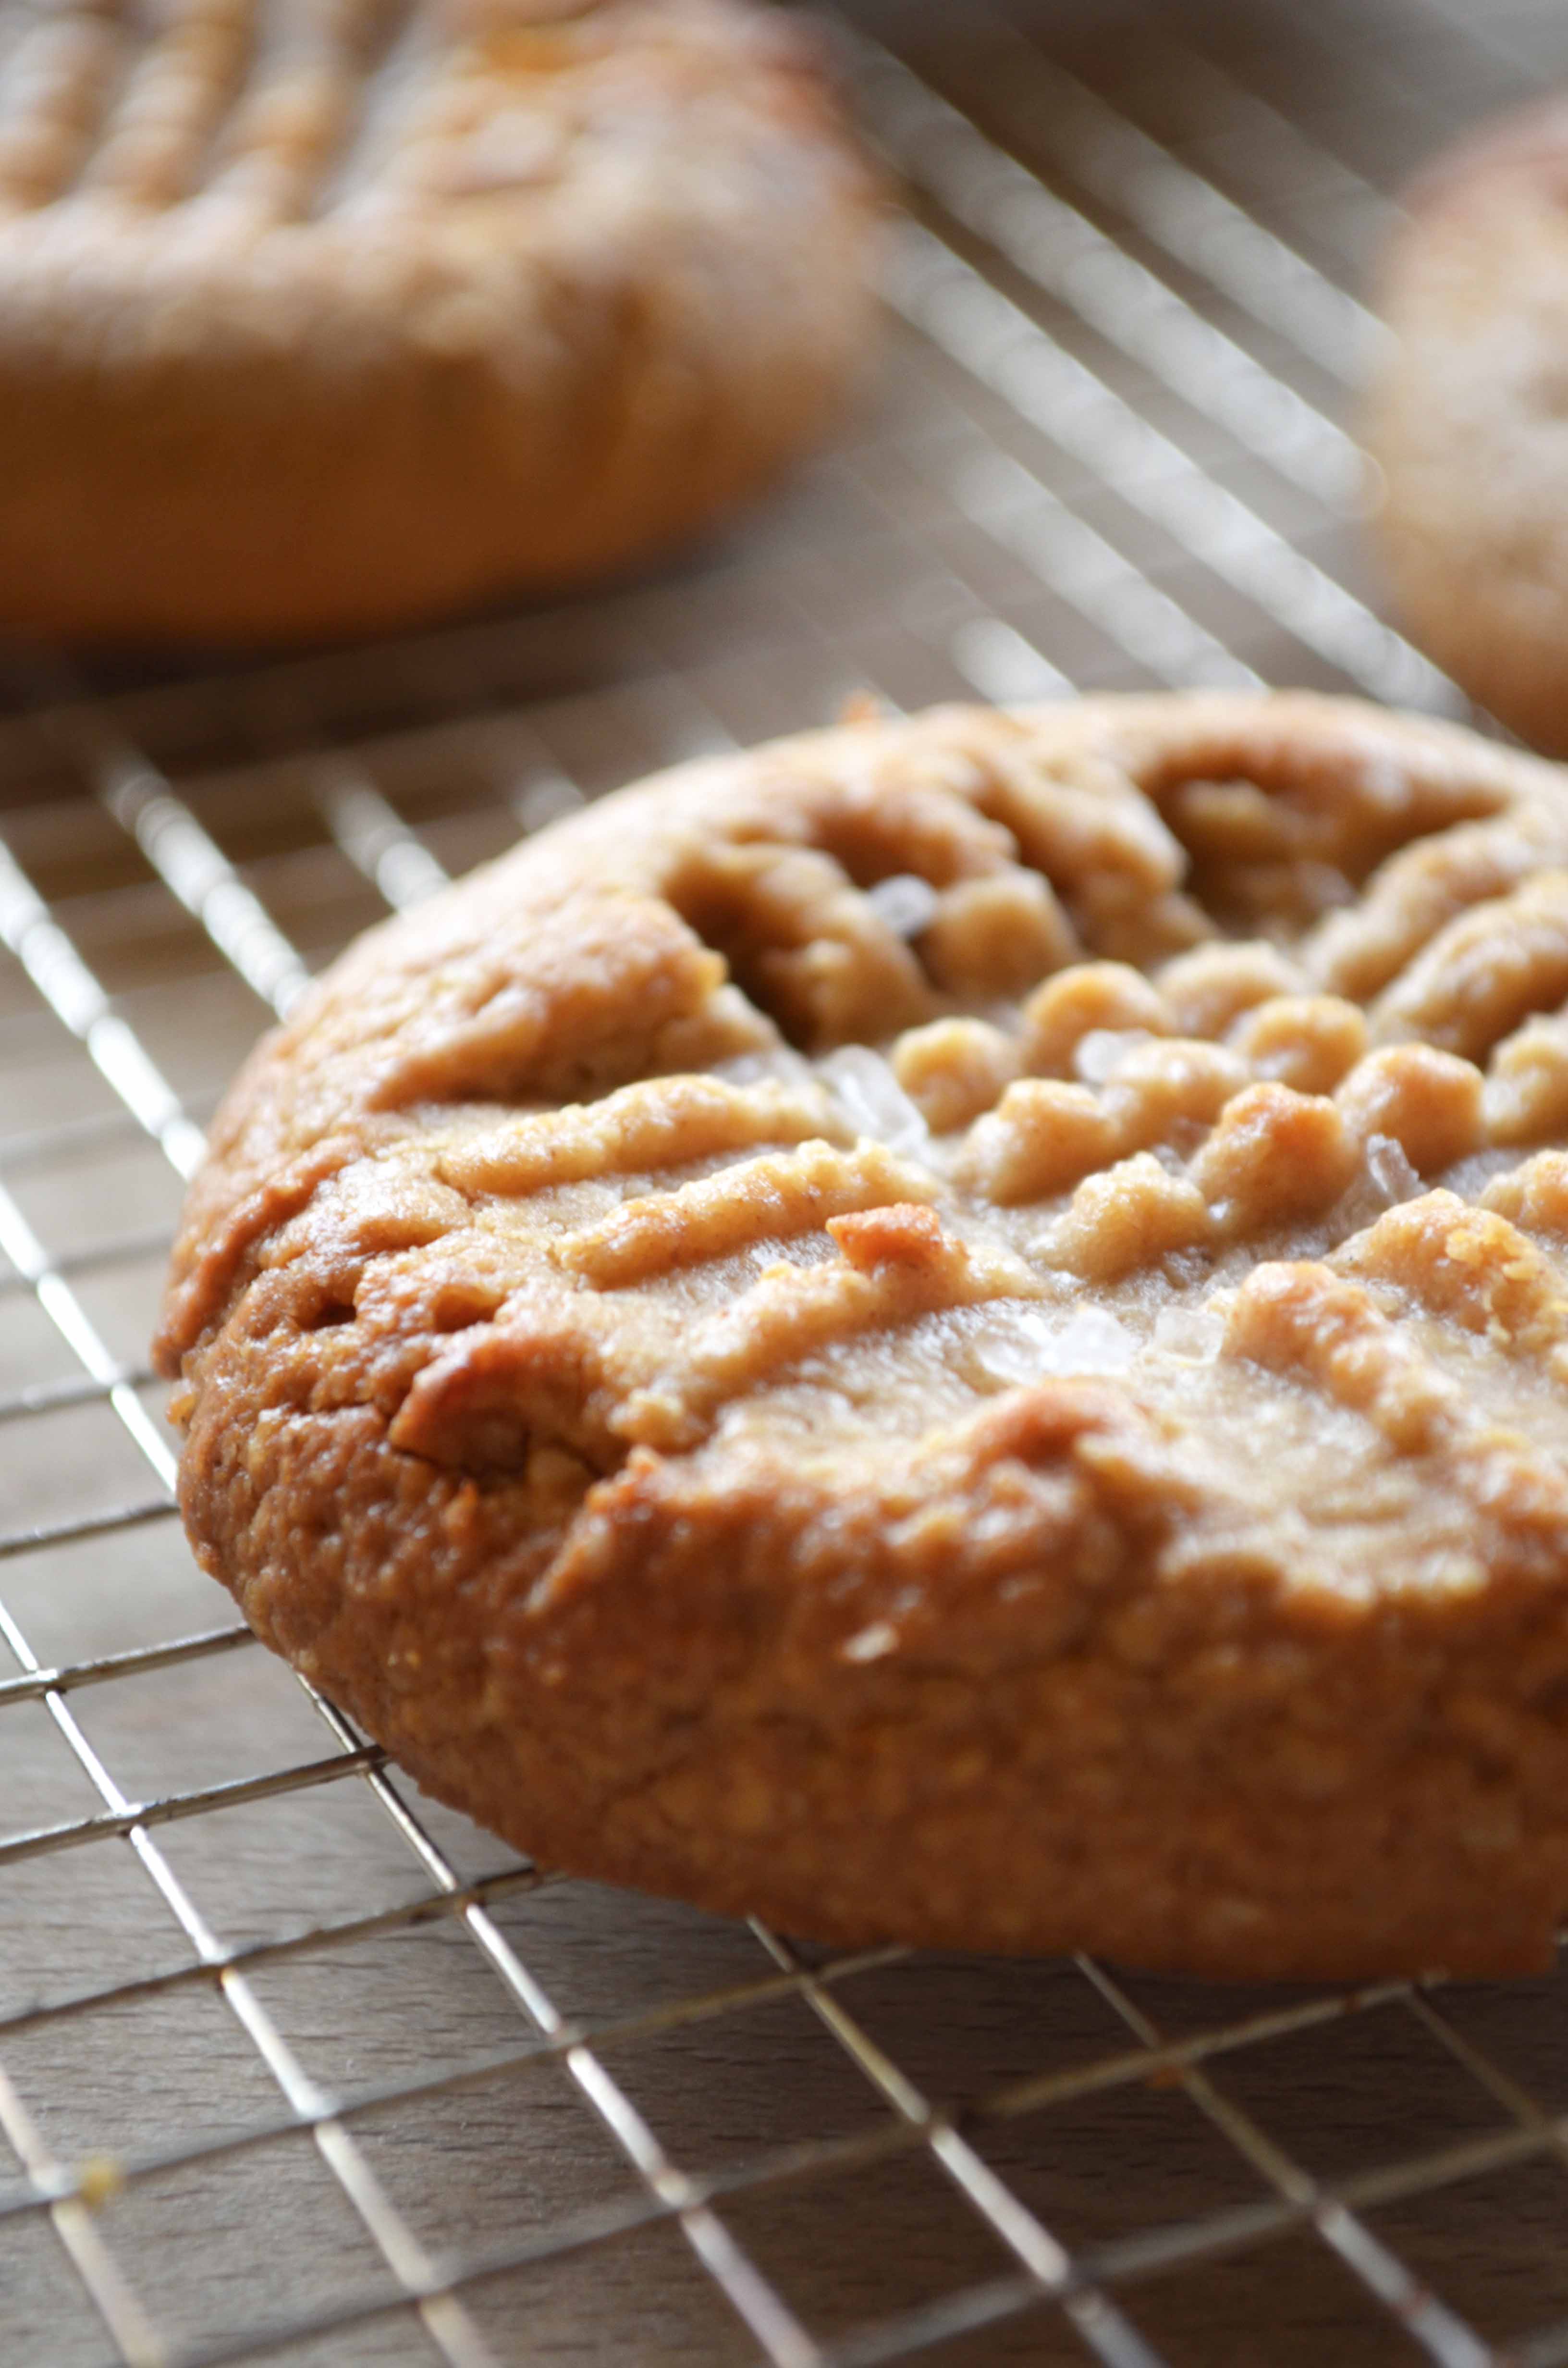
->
[1365,91,1568,751]
[159,692,1568,1978]
[0,0,877,642]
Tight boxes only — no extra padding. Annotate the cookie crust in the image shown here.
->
[1365,92,1568,751]
[0,0,878,643]
[159,692,1568,1977]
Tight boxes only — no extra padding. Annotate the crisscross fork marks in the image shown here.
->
[0,0,420,219]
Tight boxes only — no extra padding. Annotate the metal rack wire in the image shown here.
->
[4,2,1568,2361]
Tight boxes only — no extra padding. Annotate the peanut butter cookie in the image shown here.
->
[1366,92,1568,750]
[159,693,1568,1977]
[0,0,878,642]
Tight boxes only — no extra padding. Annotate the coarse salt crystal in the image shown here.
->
[715,1046,821,1093]
[841,1621,898,1663]
[819,1044,930,1153]
[976,1302,1136,1384]
[866,872,941,940]
[1366,1132,1422,1206]
[1152,1301,1226,1363]
[1074,1027,1154,1085]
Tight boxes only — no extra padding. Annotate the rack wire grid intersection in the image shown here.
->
[4,2,1568,2363]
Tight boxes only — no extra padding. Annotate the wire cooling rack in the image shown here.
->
[6,1,1568,2362]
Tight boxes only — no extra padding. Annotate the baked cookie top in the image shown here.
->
[0,0,878,638]
[0,0,844,255]
[159,695,1568,1977]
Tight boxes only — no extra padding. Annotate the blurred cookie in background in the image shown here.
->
[0,0,881,645]
[1365,90,1568,751]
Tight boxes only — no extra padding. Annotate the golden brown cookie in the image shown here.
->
[0,0,878,644]
[1365,92,1568,751]
[158,692,1568,1979]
